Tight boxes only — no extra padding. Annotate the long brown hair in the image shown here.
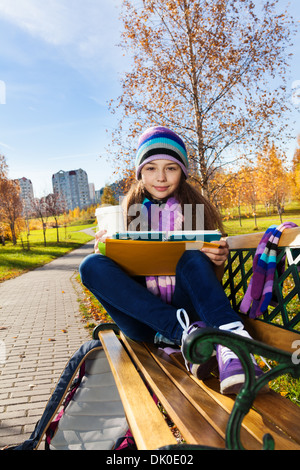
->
[124,174,224,233]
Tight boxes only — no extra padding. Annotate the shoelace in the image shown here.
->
[220,346,238,363]
[176,308,191,340]
[176,308,192,370]
[219,325,271,370]
[177,311,272,373]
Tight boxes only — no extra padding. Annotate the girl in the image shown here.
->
[79,126,263,395]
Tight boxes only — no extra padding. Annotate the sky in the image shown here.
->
[0,0,299,198]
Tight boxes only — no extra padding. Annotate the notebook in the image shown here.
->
[106,231,222,276]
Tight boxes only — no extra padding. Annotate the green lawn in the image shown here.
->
[223,204,300,236]
[0,224,95,282]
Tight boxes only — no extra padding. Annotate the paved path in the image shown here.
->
[0,235,95,448]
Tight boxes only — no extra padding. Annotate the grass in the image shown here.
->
[0,224,95,282]
[222,201,300,236]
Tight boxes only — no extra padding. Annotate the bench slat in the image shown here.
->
[242,316,300,353]
[143,343,262,450]
[98,329,177,450]
[122,334,225,448]
[254,389,300,445]
[152,345,300,450]
[193,375,300,450]
[226,227,300,250]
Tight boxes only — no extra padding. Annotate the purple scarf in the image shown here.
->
[143,197,183,304]
[240,222,298,318]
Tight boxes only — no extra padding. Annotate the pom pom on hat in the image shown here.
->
[135,126,189,179]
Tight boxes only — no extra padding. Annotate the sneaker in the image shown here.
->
[177,309,217,380]
[216,326,266,395]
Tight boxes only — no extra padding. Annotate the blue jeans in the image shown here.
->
[79,250,240,344]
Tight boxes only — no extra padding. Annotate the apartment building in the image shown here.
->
[52,168,91,211]
[18,177,34,213]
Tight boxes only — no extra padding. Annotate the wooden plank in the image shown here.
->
[97,329,177,450]
[242,316,300,353]
[254,389,300,445]
[143,343,261,450]
[160,350,299,450]
[192,376,300,450]
[226,227,300,250]
[121,334,225,448]
[122,334,300,450]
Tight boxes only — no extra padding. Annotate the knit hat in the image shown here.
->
[135,126,189,179]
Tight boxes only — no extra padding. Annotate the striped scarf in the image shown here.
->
[240,222,298,318]
[143,196,183,304]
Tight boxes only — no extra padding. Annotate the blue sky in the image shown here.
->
[0,0,299,198]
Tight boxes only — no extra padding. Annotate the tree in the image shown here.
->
[0,179,23,245]
[291,135,300,201]
[101,186,118,206]
[0,155,8,244]
[31,197,49,246]
[255,142,289,222]
[0,154,8,180]
[45,193,65,243]
[108,0,295,198]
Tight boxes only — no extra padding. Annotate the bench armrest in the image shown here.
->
[182,328,300,450]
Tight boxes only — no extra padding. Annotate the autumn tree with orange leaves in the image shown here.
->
[255,142,289,221]
[291,135,300,201]
[0,156,23,245]
[108,0,295,198]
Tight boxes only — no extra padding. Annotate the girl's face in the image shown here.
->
[141,159,182,200]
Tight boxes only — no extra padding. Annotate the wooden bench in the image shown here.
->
[93,227,300,450]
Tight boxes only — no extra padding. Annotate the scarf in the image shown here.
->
[240,222,298,318]
[143,196,183,304]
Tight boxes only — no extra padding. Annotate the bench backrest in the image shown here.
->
[224,227,300,352]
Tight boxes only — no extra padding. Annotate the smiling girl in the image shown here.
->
[79,126,264,394]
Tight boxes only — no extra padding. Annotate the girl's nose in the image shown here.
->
[157,170,167,181]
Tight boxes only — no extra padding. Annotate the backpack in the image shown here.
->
[7,339,136,451]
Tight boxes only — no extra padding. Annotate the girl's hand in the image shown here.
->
[94,230,108,253]
[201,239,229,266]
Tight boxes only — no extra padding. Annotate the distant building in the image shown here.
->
[52,168,91,211]
[18,177,34,214]
[89,183,95,204]
[95,189,102,204]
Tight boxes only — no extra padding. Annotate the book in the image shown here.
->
[106,231,222,276]
[112,230,222,242]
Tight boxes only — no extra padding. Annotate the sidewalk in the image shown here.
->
[0,236,95,448]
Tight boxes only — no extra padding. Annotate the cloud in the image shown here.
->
[0,0,74,45]
[0,0,125,74]
[0,140,14,150]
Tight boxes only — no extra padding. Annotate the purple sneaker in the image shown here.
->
[216,344,265,395]
[177,309,217,380]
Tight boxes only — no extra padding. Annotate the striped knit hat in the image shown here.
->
[135,126,189,179]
